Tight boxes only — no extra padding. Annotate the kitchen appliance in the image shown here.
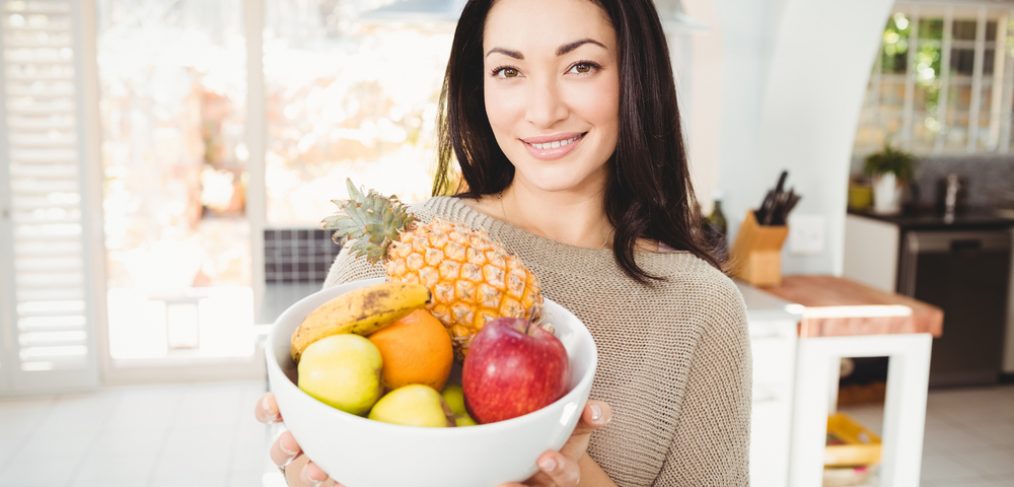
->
[898,229,1012,386]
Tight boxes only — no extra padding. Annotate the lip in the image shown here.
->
[521,132,587,160]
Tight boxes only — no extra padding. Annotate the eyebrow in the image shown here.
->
[484,38,608,60]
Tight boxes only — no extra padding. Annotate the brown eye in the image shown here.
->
[567,62,599,75]
[492,66,520,79]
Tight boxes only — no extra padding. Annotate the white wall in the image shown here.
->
[684,0,894,275]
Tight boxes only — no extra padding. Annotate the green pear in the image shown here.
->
[368,385,451,427]
[298,334,383,416]
[441,384,477,427]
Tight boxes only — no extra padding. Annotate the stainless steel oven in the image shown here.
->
[898,230,1012,386]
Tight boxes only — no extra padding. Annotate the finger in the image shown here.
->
[269,430,302,468]
[255,393,283,424]
[283,454,308,486]
[571,400,611,436]
[536,451,581,487]
[300,459,332,485]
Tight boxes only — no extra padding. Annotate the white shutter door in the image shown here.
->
[0,0,100,394]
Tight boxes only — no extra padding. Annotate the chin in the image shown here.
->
[513,165,606,194]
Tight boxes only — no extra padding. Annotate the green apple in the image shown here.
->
[368,384,450,427]
[298,334,383,416]
[442,385,467,416]
[454,415,477,427]
[442,385,477,427]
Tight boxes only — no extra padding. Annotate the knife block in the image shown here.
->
[730,210,789,287]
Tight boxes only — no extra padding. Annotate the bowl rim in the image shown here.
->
[267,277,599,437]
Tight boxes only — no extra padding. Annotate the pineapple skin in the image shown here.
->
[383,219,543,354]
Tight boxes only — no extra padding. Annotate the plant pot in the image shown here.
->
[871,173,901,215]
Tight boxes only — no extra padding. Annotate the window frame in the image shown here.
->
[857,1,1014,156]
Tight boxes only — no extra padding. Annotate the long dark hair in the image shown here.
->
[432,0,722,283]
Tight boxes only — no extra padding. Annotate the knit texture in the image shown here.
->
[324,196,752,486]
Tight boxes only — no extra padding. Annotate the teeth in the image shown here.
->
[531,135,580,150]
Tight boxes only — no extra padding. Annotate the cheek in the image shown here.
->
[484,83,523,134]
[581,77,620,131]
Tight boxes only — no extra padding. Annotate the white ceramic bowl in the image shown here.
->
[266,277,598,487]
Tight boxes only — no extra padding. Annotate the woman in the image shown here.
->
[255,0,751,485]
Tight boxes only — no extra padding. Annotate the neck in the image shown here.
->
[499,182,612,249]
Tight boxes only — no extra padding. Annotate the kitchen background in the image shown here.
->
[0,0,1013,486]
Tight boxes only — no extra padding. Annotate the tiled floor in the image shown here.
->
[841,384,1014,486]
[0,381,1011,487]
[0,380,271,487]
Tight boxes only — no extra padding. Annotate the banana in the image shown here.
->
[290,281,431,362]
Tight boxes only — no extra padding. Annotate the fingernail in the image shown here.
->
[261,396,278,422]
[279,439,298,457]
[590,404,602,423]
[539,456,557,472]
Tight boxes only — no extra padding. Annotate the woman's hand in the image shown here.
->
[255,392,343,486]
[498,400,613,487]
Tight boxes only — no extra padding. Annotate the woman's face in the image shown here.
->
[483,0,620,196]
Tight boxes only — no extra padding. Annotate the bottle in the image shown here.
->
[707,195,728,239]
[706,194,729,260]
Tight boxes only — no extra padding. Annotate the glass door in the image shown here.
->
[96,0,256,366]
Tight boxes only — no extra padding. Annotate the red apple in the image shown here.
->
[462,317,570,424]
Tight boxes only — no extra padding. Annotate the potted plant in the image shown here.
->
[863,141,915,214]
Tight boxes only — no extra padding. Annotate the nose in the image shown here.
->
[525,77,568,129]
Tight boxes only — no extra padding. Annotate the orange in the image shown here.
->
[368,309,454,391]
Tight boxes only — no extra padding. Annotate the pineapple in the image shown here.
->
[323,180,543,355]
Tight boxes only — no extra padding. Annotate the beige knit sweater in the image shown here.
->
[324,196,752,486]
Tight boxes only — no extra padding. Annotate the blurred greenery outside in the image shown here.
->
[856,9,1014,155]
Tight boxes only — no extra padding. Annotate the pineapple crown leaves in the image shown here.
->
[321,179,416,264]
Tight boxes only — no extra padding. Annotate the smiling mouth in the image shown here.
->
[523,132,588,150]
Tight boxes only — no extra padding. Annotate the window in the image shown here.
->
[855,2,1014,155]
[263,0,453,226]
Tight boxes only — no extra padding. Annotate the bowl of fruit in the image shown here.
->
[266,278,597,487]
[266,179,597,487]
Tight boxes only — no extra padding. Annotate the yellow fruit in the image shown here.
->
[290,281,431,362]
[442,384,477,427]
[323,179,543,356]
[368,309,454,390]
[368,385,451,428]
[298,334,383,415]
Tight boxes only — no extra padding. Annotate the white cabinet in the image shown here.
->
[739,282,800,487]
[843,214,900,292]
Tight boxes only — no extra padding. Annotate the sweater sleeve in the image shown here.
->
[654,282,753,486]
[322,242,387,289]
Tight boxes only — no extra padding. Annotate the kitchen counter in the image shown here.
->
[754,274,939,486]
[260,282,322,324]
[735,280,799,322]
[848,207,1014,231]
[760,275,944,338]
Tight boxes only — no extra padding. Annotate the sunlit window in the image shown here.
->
[97,0,253,360]
[263,0,454,226]
[855,4,1014,155]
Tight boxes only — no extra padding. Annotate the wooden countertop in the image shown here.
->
[760,275,944,338]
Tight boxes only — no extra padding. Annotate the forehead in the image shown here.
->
[483,0,616,51]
